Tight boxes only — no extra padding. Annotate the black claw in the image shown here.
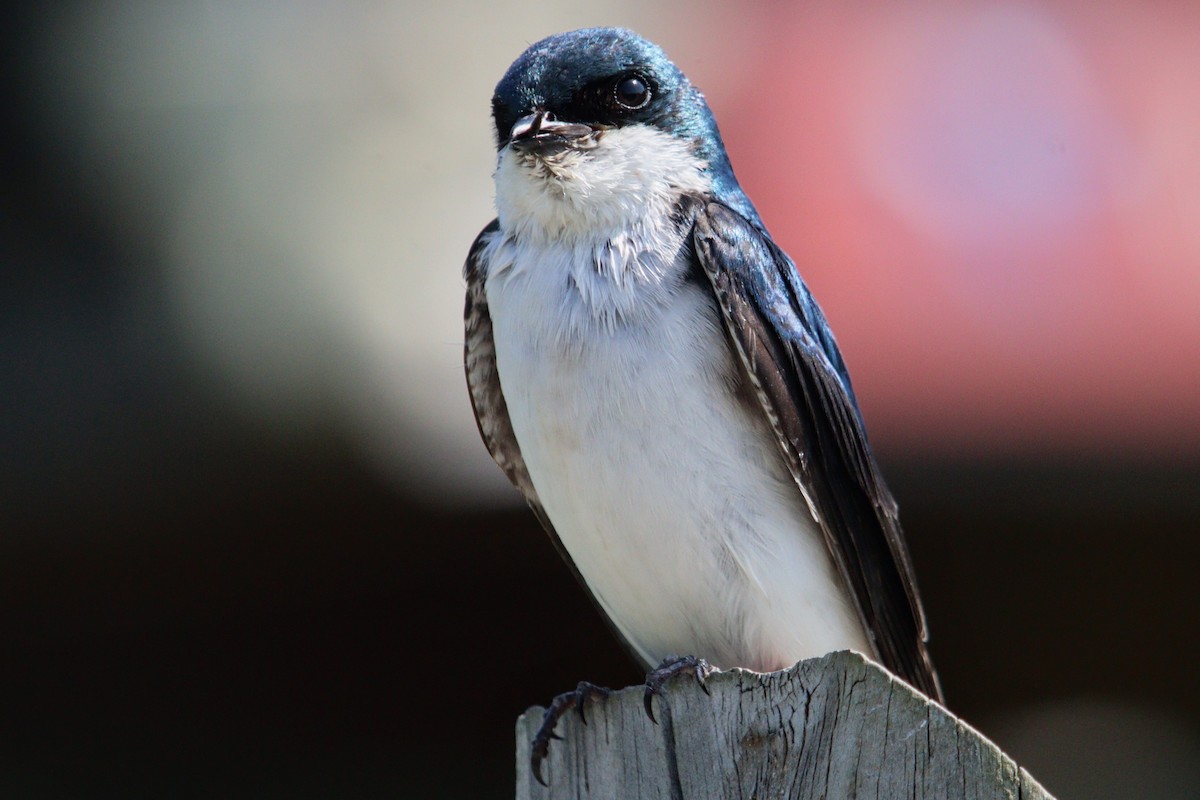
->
[528,681,611,786]
[531,723,553,787]
[641,655,717,723]
[573,681,609,725]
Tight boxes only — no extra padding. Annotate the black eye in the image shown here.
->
[613,74,651,109]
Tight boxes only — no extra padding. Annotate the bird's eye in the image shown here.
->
[613,74,651,109]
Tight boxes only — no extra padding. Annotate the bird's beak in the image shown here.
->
[508,110,594,152]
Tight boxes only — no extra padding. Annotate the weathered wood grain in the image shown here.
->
[515,651,1053,799]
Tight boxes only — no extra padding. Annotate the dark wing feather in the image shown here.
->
[693,201,943,701]
[464,222,543,506]
[463,220,649,668]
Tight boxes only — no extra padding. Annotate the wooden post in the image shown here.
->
[516,650,1053,799]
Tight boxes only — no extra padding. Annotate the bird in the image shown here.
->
[464,26,942,757]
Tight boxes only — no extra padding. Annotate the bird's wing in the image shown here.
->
[692,201,943,701]
[464,223,544,509]
[463,220,648,667]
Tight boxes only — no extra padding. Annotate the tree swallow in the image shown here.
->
[465,28,942,706]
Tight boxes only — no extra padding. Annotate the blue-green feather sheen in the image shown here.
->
[492,27,759,226]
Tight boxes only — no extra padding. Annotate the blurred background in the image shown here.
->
[2,0,1198,797]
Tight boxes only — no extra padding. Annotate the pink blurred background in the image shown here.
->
[688,1,1200,457]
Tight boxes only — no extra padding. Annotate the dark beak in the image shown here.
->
[508,110,594,152]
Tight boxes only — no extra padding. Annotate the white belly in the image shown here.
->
[486,258,870,672]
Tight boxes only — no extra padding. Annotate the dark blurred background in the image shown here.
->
[2,2,1198,798]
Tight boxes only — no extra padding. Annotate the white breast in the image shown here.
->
[484,124,869,671]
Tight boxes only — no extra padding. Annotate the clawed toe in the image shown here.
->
[643,654,716,723]
[529,681,611,786]
[527,658,717,783]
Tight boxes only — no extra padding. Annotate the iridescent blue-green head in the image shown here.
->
[490,28,757,227]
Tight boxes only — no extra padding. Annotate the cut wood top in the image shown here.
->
[516,650,1053,800]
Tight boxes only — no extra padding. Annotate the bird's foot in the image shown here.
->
[643,654,715,723]
[530,681,611,786]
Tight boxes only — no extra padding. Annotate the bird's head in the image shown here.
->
[490,28,751,238]
[492,28,719,159]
